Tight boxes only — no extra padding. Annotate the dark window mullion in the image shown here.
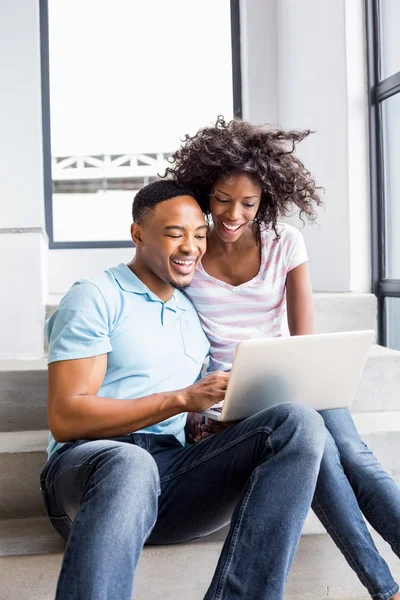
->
[380,280,400,297]
[230,0,242,118]
[366,0,385,344]
[375,71,400,102]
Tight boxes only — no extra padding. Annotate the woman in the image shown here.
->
[167,117,400,600]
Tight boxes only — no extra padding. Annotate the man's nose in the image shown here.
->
[180,237,197,254]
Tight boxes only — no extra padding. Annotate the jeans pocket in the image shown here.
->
[49,515,73,541]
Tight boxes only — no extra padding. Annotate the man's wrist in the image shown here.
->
[159,388,189,414]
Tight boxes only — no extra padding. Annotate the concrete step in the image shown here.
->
[353,344,400,413]
[313,293,377,335]
[1,413,400,524]
[1,344,399,433]
[0,516,399,599]
[0,359,48,432]
[0,430,48,518]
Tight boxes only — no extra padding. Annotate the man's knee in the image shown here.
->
[94,441,160,500]
[265,403,325,458]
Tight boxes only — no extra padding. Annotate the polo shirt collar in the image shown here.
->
[112,264,189,311]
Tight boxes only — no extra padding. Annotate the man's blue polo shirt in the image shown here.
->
[46,263,210,459]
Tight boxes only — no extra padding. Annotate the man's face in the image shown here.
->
[134,195,208,290]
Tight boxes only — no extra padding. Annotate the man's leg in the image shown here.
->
[148,403,325,600]
[311,425,399,600]
[40,438,160,600]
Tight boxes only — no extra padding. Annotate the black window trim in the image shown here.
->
[366,0,400,346]
[40,0,242,250]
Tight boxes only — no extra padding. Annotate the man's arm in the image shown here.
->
[285,262,315,336]
[48,355,228,442]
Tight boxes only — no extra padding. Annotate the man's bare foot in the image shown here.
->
[390,593,400,600]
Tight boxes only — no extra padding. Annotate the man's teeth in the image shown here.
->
[172,259,195,265]
[223,222,241,231]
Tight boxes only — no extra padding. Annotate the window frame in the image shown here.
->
[366,0,400,346]
[40,0,242,250]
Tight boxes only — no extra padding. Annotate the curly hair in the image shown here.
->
[164,116,323,237]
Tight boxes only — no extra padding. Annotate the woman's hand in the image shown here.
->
[185,413,233,444]
[185,412,205,444]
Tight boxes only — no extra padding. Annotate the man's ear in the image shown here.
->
[131,223,144,246]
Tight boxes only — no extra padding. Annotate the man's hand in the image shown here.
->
[182,371,229,413]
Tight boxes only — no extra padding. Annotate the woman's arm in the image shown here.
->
[286,262,315,336]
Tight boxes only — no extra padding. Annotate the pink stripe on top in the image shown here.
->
[184,223,308,372]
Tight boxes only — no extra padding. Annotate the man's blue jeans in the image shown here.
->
[40,403,325,600]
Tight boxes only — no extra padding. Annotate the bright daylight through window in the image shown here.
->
[47,0,234,245]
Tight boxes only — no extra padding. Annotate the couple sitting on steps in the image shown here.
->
[41,118,400,600]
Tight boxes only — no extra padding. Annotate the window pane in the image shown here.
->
[379,0,400,79]
[385,297,400,351]
[382,93,400,278]
[48,0,234,244]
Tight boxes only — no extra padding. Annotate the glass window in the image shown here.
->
[48,0,234,244]
[385,297,400,351]
[379,0,400,80]
[381,92,400,278]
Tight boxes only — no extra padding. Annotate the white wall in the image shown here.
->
[49,248,134,294]
[0,233,47,359]
[345,0,371,292]
[240,0,371,293]
[0,0,47,358]
[0,0,46,230]
[240,0,278,125]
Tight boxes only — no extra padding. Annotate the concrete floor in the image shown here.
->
[1,530,399,600]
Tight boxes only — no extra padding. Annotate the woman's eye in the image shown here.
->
[196,235,206,240]
[167,235,182,239]
[244,204,256,208]
[216,197,229,204]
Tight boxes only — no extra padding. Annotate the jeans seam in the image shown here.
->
[357,498,400,559]
[372,582,400,600]
[312,494,382,597]
[56,487,91,586]
[214,470,258,600]
[160,426,272,483]
[339,454,400,558]
[144,514,158,544]
[42,462,96,492]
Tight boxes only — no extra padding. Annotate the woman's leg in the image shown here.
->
[321,408,400,557]
[312,424,399,600]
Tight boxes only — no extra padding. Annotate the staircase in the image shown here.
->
[1,293,400,600]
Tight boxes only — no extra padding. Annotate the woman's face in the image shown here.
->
[209,173,262,243]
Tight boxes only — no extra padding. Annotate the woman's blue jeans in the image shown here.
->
[312,408,400,600]
[40,403,325,600]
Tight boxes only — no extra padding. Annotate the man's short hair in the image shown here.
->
[132,179,197,224]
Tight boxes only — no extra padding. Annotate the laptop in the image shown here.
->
[201,330,375,422]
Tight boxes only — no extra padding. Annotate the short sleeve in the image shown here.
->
[46,280,112,364]
[283,226,308,272]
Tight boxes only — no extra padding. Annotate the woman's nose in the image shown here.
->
[225,207,241,221]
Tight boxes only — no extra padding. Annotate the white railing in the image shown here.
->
[52,152,171,181]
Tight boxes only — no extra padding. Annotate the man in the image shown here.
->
[41,180,325,600]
